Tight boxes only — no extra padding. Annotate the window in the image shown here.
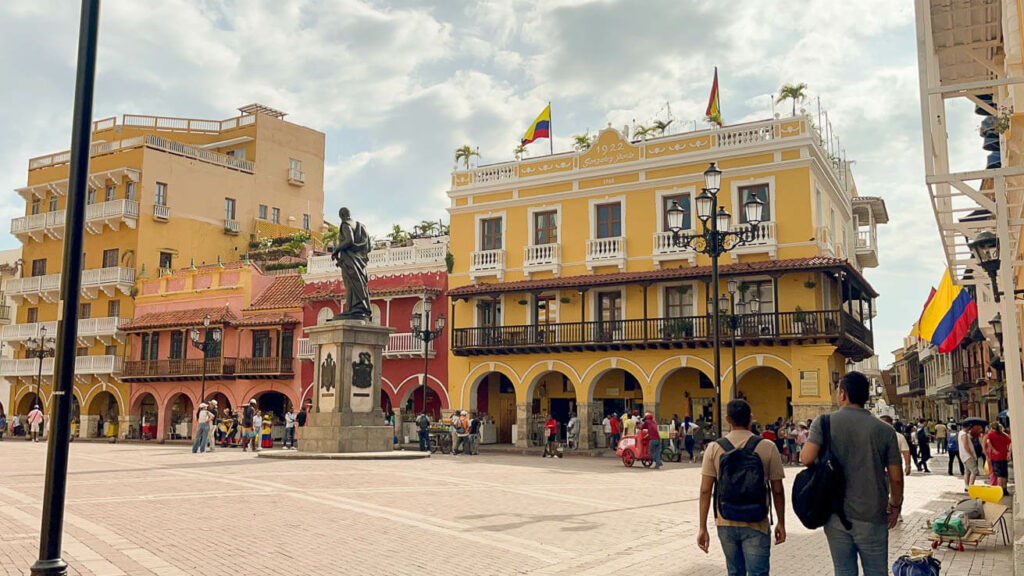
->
[830,207,837,239]
[87,188,97,205]
[663,193,691,231]
[281,329,294,359]
[104,345,117,357]
[815,188,823,226]
[76,347,88,357]
[126,182,137,203]
[477,299,501,327]
[148,333,160,361]
[665,286,695,318]
[159,251,173,270]
[102,248,119,268]
[480,217,502,251]
[303,214,310,230]
[535,295,557,326]
[140,333,149,360]
[596,203,622,238]
[738,279,775,313]
[203,336,220,359]
[31,258,46,277]
[107,300,120,317]
[597,291,622,322]
[169,331,184,360]
[533,211,557,245]
[31,198,40,215]
[252,330,272,358]
[26,308,38,323]
[48,195,58,212]
[154,182,167,206]
[224,198,236,220]
[738,184,770,223]
[105,185,116,202]
[258,204,268,220]
[226,148,246,159]
[79,303,91,319]
[271,208,280,224]
[317,306,333,325]
[289,158,302,171]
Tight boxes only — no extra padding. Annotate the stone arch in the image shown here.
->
[580,357,650,403]
[732,365,793,426]
[83,390,120,439]
[721,353,795,402]
[656,365,717,423]
[521,360,583,404]
[15,390,45,414]
[316,305,334,325]
[133,392,159,440]
[398,374,448,420]
[650,355,715,400]
[463,371,517,444]
[459,362,521,409]
[81,383,126,416]
[164,391,197,439]
[397,374,448,406]
[238,383,299,417]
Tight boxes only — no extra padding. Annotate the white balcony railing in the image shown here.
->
[7,268,135,304]
[85,199,139,234]
[523,243,560,276]
[384,332,435,358]
[297,337,314,359]
[11,211,66,242]
[288,167,305,184]
[81,267,135,298]
[469,249,505,280]
[304,239,448,282]
[857,229,875,250]
[1,321,58,344]
[78,317,129,344]
[153,204,170,220]
[225,219,240,234]
[586,236,626,271]
[729,221,777,258]
[0,355,121,379]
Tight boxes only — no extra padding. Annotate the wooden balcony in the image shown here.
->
[236,356,294,377]
[121,357,235,381]
[452,309,873,360]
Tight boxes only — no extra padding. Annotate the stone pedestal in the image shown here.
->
[299,319,395,453]
[120,415,137,440]
[80,415,99,439]
[577,402,600,449]
[515,402,529,448]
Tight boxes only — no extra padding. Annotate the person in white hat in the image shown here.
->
[242,399,258,452]
[192,403,212,454]
[206,399,219,453]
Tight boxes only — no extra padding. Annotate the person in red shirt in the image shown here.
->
[609,412,621,451]
[983,422,1012,490]
[642,413,663,469]
[543,415,561,458]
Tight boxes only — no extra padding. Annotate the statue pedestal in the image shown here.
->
[299,319,394,453]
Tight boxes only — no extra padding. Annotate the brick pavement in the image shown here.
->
[0,443,1013,575]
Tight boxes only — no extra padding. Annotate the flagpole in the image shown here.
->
[548,101,553,156]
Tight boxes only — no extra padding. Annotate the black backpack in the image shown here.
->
[791,415,852,530]
[714,436,770,523]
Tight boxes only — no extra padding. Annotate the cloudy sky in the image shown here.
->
[0,0,987,364]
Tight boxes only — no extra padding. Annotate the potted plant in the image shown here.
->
[738,281,751,296]
[560,297,571,304]
[804,279,817,289]
[793,306,806,334]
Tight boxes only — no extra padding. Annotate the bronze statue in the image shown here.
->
[330,207,372,320]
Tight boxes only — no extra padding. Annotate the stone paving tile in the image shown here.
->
[0,444,1013,575]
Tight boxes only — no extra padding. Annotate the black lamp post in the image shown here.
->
[26,326,56,412]
[667,162,765,438]
[411,298,445,418]
[189,314,222,406]
[968,231,1001,301]
[721,278,760,400]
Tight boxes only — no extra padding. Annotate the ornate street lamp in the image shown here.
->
[667,162,766,438]
[968,231,1000,301]
[411,298,446,420]
[189,314,222,405]
[26,325,56,412]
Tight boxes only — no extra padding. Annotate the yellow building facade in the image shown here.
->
[446,116,886,447]
[2,104,324,438]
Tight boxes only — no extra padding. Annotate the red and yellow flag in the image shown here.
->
[706,67,722,126]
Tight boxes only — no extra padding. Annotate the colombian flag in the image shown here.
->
[706,67,722,125]
[521,104,551,145]
[919,270,978,353]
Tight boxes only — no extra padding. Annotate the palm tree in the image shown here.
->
[455,145,480,169]
[513,144,528,161]
[418,220,438,237]
[387,224,409,246]
[634,124,656,141]
[572,133,593,152]
[777,83,808,117]
[653,119,673,136]
[705,112,722,127]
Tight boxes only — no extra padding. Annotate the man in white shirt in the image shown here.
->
[567,413,580,450]
[959,424,982,491]
[881,416,911,476]
[283,408,297,449]
[602,415,612,448]
[192,403,212,454]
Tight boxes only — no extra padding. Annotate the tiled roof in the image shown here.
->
[448,257,878,298]
[247,274,304,310]
[235,312,301,327]
[123,307,240,331]
[302,281,442,302]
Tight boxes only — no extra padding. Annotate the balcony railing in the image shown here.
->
[288,167,305,185]
[11,211,66,242]
[81,267,136,298]
[0,355,121,378]
[452,309,873,360]
[384,332,435,358]
[652,231,696,266]
[729,222,777,257]
[304,240,448,281]
[586,236,626,271]
[121,357,234,379]
[469,249,505,280]
[225,219,240,234]
[153,204,170,221]
[6,274,61,304]
[523,243,560,276]
[236,356,294,376]
[297,337,314,359]
[955,364,988,389]
[84,199,139,234]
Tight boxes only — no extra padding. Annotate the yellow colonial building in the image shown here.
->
[446,116,887,447]
[2,104,324,438]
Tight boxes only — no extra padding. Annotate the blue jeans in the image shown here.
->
[418,429,430,451]
[717,525,770,576]
[650,438,663,467]
[823,515,888,576]
[610,433,620,450]
[284,426,295,448]
[192,422,209,453]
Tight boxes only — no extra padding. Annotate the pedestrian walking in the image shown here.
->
[416,411,431,452]
[283,407,297,449]
[623,411,637,436]
[683,416,699,463]
[934,420,947,454]
[959,422,983,492]
[642,413,663,469]
[542,414,560,458]
[11,414,22,437]
[602,413,612,449]
[669,413,682,453]
[566,412,580,450]
[697,399,786,576]
[984,422,1011,491]
[206,399,219,452]
[469,413,482,455]
[801,372,903,576]
[915,419,932,473]
[609,412,621,451]
[27,405,44,442]
[945,424,963,475]
[0,412,6,441]
[241,399,258,453]
[905,424,920,471]
[453,410,470,456]
[881,416,912,477]
[192,403,211,454]
[796,423,809,463]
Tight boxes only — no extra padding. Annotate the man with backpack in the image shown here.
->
[697,399,786,576]
[452,410,470,456]
[800,371,903,576]
[416,411,431,452]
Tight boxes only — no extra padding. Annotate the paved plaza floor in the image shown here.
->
[0,442,1013,575]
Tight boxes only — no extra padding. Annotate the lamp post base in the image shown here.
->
[30,558,68,575]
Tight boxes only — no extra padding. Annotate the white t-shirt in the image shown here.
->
[285,412,296,428]
[602,417,611,434]
[895,431,909,453]
[197,410,212,425]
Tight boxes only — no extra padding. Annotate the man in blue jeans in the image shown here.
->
[802,371,903,576]
[697,400,786,576]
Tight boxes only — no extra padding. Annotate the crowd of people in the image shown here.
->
[190,399,305,454]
